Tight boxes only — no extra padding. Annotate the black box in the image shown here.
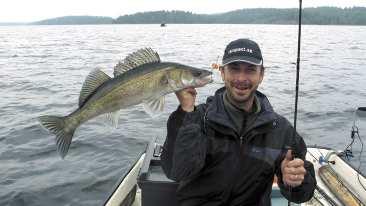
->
[137,141,179,206]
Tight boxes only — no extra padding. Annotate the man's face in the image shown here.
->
[220,62,264,105]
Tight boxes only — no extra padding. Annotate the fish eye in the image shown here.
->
[193,71,202,77]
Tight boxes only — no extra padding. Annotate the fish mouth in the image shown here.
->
[195,75,213,87]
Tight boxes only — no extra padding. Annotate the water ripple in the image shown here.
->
[1,24,365,206]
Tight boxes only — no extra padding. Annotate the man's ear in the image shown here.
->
[219,66,225,81]
[259,66,265,83]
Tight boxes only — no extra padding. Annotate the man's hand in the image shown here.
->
[175,87,197,112]
[281,149,306,187]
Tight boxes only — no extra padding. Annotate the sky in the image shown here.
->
[1,0,366,23]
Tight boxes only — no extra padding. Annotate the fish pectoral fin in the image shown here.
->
[79,68,111,107]
[103,111,120,128]
[143,96,165,118]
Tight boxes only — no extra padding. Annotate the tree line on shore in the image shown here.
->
[33,7,366,25]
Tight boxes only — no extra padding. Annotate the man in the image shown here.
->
[161,38,316,206]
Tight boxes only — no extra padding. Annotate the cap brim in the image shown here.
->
[222,56,262,66]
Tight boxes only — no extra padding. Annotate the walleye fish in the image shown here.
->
[39,48,212,158]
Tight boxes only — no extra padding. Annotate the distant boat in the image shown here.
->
[160,23,166,27]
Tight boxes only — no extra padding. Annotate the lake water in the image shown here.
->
[0,24,365,205]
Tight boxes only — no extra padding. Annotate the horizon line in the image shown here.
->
[1,6,365,24]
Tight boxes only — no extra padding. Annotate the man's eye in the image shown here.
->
[229,67,240,72]
[246,66,259,72]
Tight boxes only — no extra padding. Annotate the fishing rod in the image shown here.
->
[289,0,302,205]
[293,0,302,133]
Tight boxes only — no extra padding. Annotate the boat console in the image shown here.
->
[137,141,179,206]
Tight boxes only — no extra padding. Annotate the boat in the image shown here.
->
[103,140,366,206]
[103,109,366,206]
[160,23,166,27]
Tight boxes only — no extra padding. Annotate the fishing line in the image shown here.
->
[342,134,356,160]
[341,109,366,192]
[307,150,319,162]
[354,126,366,191]
[341,110,360,160]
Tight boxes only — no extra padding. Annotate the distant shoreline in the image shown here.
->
[2,7,366,26]
[2,23,366,27]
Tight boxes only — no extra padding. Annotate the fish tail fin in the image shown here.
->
[38,115,76,159]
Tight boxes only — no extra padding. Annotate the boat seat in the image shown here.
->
[137,143,179,206]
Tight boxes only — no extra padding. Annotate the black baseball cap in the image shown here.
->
[222,38,263,66]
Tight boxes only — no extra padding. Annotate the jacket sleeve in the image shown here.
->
[161,105,207,182]
[276,119,317,203]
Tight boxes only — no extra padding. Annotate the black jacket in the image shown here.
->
[161,88,316,206]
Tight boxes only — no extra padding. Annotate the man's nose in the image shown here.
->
[235,70,248,81]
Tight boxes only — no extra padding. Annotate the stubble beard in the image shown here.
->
[226,82,257,110]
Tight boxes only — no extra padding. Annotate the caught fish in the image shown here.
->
[39,48,212,158]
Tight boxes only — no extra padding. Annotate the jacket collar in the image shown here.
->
[205,87,278,136]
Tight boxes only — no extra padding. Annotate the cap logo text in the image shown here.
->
[228,47,253,54]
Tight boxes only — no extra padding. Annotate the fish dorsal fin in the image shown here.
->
[79,68,111,107]
[143,96,165,118]
[113,48,160,77]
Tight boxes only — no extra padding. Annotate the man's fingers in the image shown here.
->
[287,158,304,168]
[286,171,304,186]
[175,87,197,96]
[175,87,197,112]
[186,87,197,96]
[289,173,305,181]
[281,152,307,187]
[285,167,306,176]
[284,164,306,175]
[283,171,305,187]
[285,179,303,187]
